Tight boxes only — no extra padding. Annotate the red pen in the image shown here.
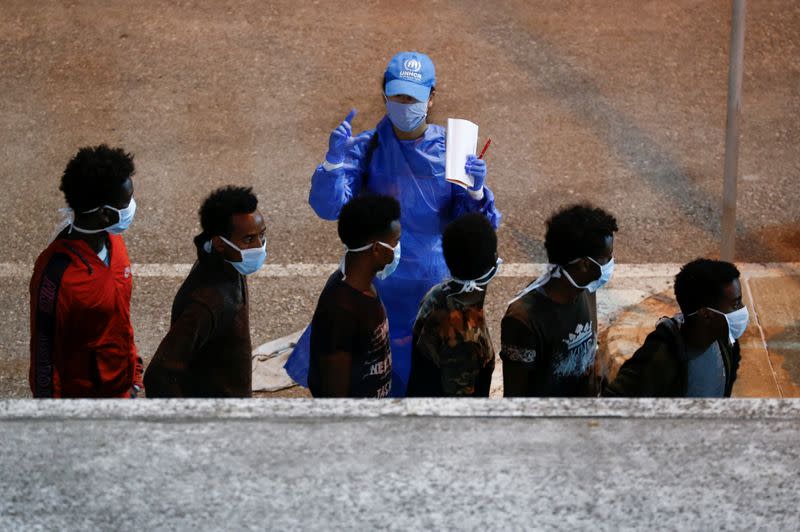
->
[478,138,492,159]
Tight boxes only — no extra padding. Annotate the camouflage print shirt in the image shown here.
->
[406,281,495,397]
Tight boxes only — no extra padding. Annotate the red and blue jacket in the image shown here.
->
[29,234,143,398]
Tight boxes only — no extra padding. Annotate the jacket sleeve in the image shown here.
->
[603,342,681,397]
[29,253,72,398]
[131,344,144,396]
[129,311,143,393]
[308,130,374,221]
[143,301,216,397]
[450,183,502,229]
[725,341,742,397]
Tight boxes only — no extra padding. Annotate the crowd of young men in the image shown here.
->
[27,144,751,400]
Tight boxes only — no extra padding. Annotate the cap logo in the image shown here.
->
[403,58,422,72]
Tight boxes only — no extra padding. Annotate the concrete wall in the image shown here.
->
[1,399,799,530]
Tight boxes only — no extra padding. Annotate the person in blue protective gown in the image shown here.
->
[286,51,501,397]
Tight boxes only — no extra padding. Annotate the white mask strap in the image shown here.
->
[345,242,374,253]
[340,241,375,281]
[509,264,558,304]
[452,259,502,295]
[218,235,242,252]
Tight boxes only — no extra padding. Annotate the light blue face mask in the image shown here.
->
[384,98,428,132]
[71,198,137,235]
[219,235,267,276]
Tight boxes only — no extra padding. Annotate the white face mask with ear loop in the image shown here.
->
[340,240,401,281]
[560,256,615,293]
[509,256,613,304]
[70,198,137,235]
[690,306,750,345]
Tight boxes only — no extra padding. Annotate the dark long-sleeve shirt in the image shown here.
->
[144,238,252,397]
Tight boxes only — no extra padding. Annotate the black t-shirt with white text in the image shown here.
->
[309,271,392,398]
[500,287,596,396]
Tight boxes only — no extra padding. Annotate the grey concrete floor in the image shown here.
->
[0,1,798,394]
[1,399,799,531]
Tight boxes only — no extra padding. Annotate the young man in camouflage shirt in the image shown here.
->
[407,213,500,397]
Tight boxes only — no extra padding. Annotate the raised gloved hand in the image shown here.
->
[326,109,372,164]
[464,154,486,191]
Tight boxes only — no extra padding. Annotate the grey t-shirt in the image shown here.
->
[685,341,726,397]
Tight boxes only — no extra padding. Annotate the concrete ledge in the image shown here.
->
[2,398,800,420]
[2,399,799,530]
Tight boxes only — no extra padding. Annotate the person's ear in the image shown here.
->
[99,207,117,226]
[575,257,591,274]
[370,242,382,261]
[696,308,714,322]
[375,242,393,266]
[427,94,434,111]
[211,236,226,254]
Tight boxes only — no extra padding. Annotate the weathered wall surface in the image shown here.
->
[1,399,799,530]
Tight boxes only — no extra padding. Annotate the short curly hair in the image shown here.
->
[674,259,741,315]
[199,186,259,239]
[59,145,135,211]
[338,194,401,249]
[544,204,618,265]
[443,213,497,280]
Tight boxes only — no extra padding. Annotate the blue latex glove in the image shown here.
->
[326,109,371,164]
[464,154,487,191]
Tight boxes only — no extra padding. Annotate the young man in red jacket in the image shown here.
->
[29,144,143,398]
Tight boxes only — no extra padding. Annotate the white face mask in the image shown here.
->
[707,306,749,345]
[341,240,401,281]
[561,257,615,293]
[71,198,137,235]
[375,241,401,280]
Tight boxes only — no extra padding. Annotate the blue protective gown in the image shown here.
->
[286,116,501,397]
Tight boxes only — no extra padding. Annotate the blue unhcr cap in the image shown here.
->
[384,51,436,102]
